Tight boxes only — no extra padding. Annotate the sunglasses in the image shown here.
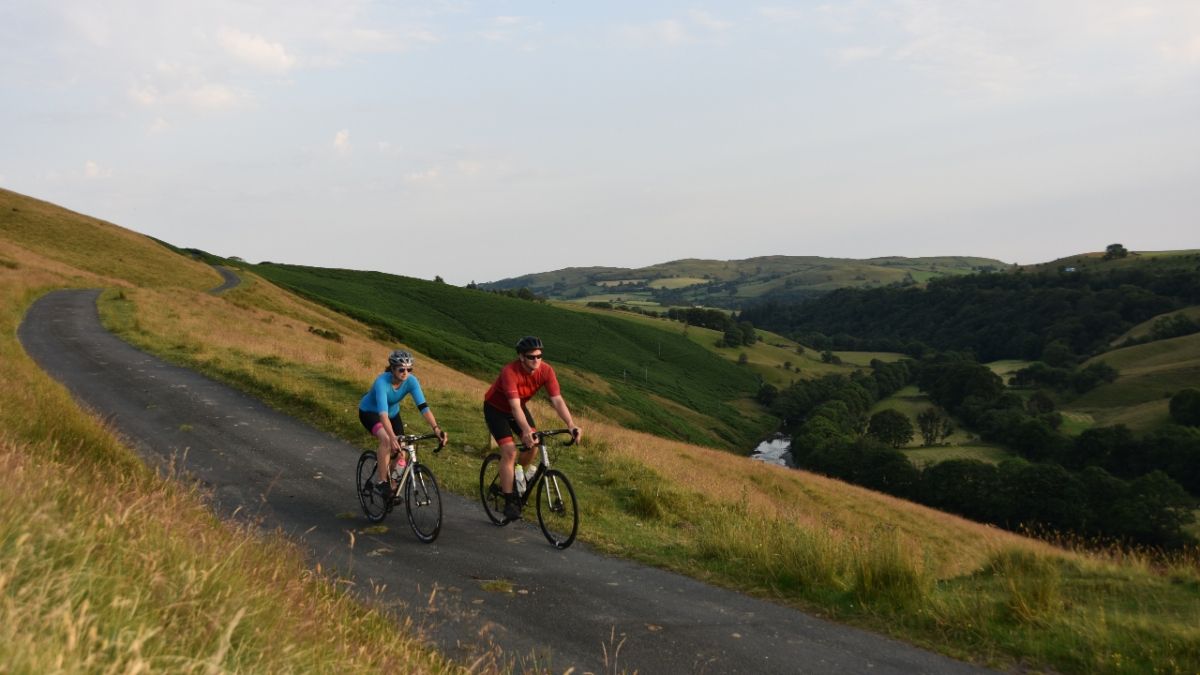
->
[393,366,413,372]
[522,353,544,361]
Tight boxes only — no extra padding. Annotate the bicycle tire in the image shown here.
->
[535,469,578,549]
[405,463,442,543]
[356,451,390,523]
[478,453,508,525]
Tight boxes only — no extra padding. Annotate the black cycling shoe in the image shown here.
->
[502,494,522,522]
[374,481,392,497]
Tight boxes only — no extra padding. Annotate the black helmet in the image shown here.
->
[387,349,414,368]
[515,335,543,354]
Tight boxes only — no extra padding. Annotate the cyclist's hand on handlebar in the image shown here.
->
[434,428,448,452]
[521,430,537,450]
[568,426,582,446]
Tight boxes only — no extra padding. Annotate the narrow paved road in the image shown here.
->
[19,289,995,674]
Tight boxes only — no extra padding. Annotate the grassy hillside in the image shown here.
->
[5,187,1200,673]
[105,266,1200,674]
[1064,331,1200,430]
[250,262,773,448]
[0,188,460,673]
[552,301,889,387]
[1023,249,1200,275]
[483,254,1007,309]
[1111,305,1200,345]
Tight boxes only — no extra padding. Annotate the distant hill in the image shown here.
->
[480,255,1009,309]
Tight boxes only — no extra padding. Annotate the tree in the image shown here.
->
[1170,388,1200,426]
[867,409,914,448]
[916,407,953,446]
[1026,390,1056,414]
[1103,243,1129,261]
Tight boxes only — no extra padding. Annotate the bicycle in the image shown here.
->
[356,431,444,543]
[479,428,579,549]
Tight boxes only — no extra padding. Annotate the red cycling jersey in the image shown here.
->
[484,360,561,413]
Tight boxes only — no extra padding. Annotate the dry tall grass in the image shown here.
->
[1,205,473,673]
[7,187,1200,673]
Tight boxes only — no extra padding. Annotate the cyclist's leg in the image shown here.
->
[498,439,519,493]
[363,411,401,486]
[484,403,524,494]
[515,403,539,475]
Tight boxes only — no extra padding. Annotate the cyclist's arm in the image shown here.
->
[408,377,447,442]
[549,395,581,443]
[419,408,447,443]
[509,396,535,446]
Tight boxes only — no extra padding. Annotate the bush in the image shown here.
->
[1170,388,1200,426]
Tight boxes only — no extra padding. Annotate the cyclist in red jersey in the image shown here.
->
[483,336,581,521]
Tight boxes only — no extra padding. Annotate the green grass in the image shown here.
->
[484,255,1008,305]
[904,444,1015,467]
[10,187,1200,674]
[0,192,464,673]
[1062,332,1200,430]
[251,263,773,448]
[1111,306,1200,345]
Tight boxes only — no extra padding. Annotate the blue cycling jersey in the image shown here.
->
[358,372,428,418]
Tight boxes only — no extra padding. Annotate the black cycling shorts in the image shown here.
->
[359,409,402,436]
[483,401,536,446]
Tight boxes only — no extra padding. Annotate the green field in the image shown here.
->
[252,263,774,448]
[647,276,706,289]
[1111,305,1200,345]
[872,385,1017,464]
[8,186,1200,674]
[483,254,1008,308]
[1063,331,1200,430]
[556,302,874,387]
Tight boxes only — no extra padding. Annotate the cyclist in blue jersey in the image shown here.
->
[359,350,448,495]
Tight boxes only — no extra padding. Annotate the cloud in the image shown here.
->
[836,45,887,63]
[620,19,690,46]
[811,1,1200,97]
[404,167,440,183]
[456,160,484,176]
[1160,33,1200,64]
[333,129,351,154]
[620,10,732,47]
[478,15,542,48]
[217,26,295,73]
[84,160,113,179]
[688,10,732,33]
[183,82,244,110]
[758,6,806,23]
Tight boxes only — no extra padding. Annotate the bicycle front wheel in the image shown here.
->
[535,469,578,549]
[478,452,507,526]
[405,464,442,543]
[356,451,389,523]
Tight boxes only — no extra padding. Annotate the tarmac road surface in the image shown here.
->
[19,289,996,674]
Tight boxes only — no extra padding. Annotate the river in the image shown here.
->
[750,433,794,467]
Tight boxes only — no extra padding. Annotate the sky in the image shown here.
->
[1,1,1198,285]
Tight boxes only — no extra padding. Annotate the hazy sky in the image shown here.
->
[2,2,1197,284]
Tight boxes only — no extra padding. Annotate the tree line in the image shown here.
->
[739,266,1200,363]
[768,356,1198,548]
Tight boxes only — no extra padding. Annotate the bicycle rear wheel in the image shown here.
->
[405,464,442,543]
[535,469,578,549]
[478,453,507,525]
[356,451,389,523]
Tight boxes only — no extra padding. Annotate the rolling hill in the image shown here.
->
[5,186,1200,673]
[481,254,1008,309]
